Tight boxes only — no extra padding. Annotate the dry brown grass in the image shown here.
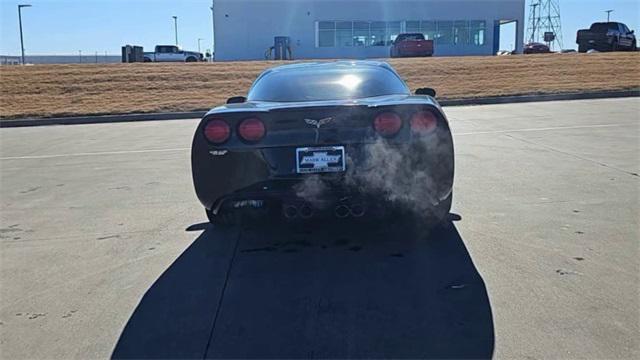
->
[1,52,639,119]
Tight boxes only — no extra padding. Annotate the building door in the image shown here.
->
[494,20,518,54]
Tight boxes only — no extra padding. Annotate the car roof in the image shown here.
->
[255,60,398,82]
[248,60,408,100]
[591,22,622,28]
[266,60,393,72]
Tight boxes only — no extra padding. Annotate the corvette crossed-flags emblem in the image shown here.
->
[304,117,334,128]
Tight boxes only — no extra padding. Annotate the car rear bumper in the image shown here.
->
[210,175,452,213]
[207,179,453,224]
[192,133,454,216]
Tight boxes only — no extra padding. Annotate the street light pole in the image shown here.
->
[172,16,178,45]
[211,0,215,60]
[605,10,613,22]
[18,4,32,65]
[198,38,203,53]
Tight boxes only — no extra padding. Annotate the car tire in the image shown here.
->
[578,44,588,53]
[186,56,197,62]
[434,192,453,224]
[206,208,238,227]
[143,57,152,62]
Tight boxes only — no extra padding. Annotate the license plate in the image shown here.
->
[296,146,345,174]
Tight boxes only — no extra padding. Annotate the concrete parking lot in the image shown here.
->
[1,98,638,359]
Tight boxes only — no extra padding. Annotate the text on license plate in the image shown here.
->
[296,146,345,174]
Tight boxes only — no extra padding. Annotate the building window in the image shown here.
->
[436,21,453,45]
[386,21,401,45]
[454,21,470,45]
[421,21,437,40]
[470,21,486,45]
[370,21,386,46]
[318,21,335,47]
[316,19,486,48]
[336,21,353,47]
[353,21,370,46]
[406,21,420,34]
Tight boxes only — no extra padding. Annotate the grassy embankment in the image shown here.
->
[0,52,638,119]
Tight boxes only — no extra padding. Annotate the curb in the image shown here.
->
[0,111,206,128]
[437,89,640,106]
[1,90,638,128]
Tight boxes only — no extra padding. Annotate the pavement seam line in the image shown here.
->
[0,147,190,160]
[503,133,639,178]
[1,124,631,161]
[203,226,243,358]
[454,123,625,136]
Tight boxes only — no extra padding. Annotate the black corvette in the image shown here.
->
[191,61,454,226]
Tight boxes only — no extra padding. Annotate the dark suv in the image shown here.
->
[576,22,637,52]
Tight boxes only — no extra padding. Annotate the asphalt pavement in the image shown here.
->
[1,98,638,359]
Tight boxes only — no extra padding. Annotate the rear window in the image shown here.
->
[591,23,618,32]
[247,66,410,102]
[157,46,176,53]
[396,33,425,41]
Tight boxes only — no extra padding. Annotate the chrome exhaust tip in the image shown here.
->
[299,203,314,219]
[335,204,350,218]
[350,203,366,217]
[283,205,298,219]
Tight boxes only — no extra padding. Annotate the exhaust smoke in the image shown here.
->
[345,135,450,215]
[293,174,329,209]
[292,133,452,217]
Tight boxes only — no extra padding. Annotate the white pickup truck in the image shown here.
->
[143,45,204,62]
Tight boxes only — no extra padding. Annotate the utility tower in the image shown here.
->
[525,0,564,50]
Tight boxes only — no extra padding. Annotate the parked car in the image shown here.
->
[576,22,637,52]
[523,42,551,54]
[143,45,204,62]
[390,33,434,57]
[191,61,454,226]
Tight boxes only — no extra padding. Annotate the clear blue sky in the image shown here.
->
[0,0,638,55]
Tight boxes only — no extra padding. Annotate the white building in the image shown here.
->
[213,0,525,61]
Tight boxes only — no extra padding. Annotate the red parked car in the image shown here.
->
[390,33,434,58]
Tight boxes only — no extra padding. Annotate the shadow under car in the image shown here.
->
[112,219,494,359]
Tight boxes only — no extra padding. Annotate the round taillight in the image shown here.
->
[204,119,231,144]
[238,117,266,142]
[410,111,438,134]
[373,112,402,137]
